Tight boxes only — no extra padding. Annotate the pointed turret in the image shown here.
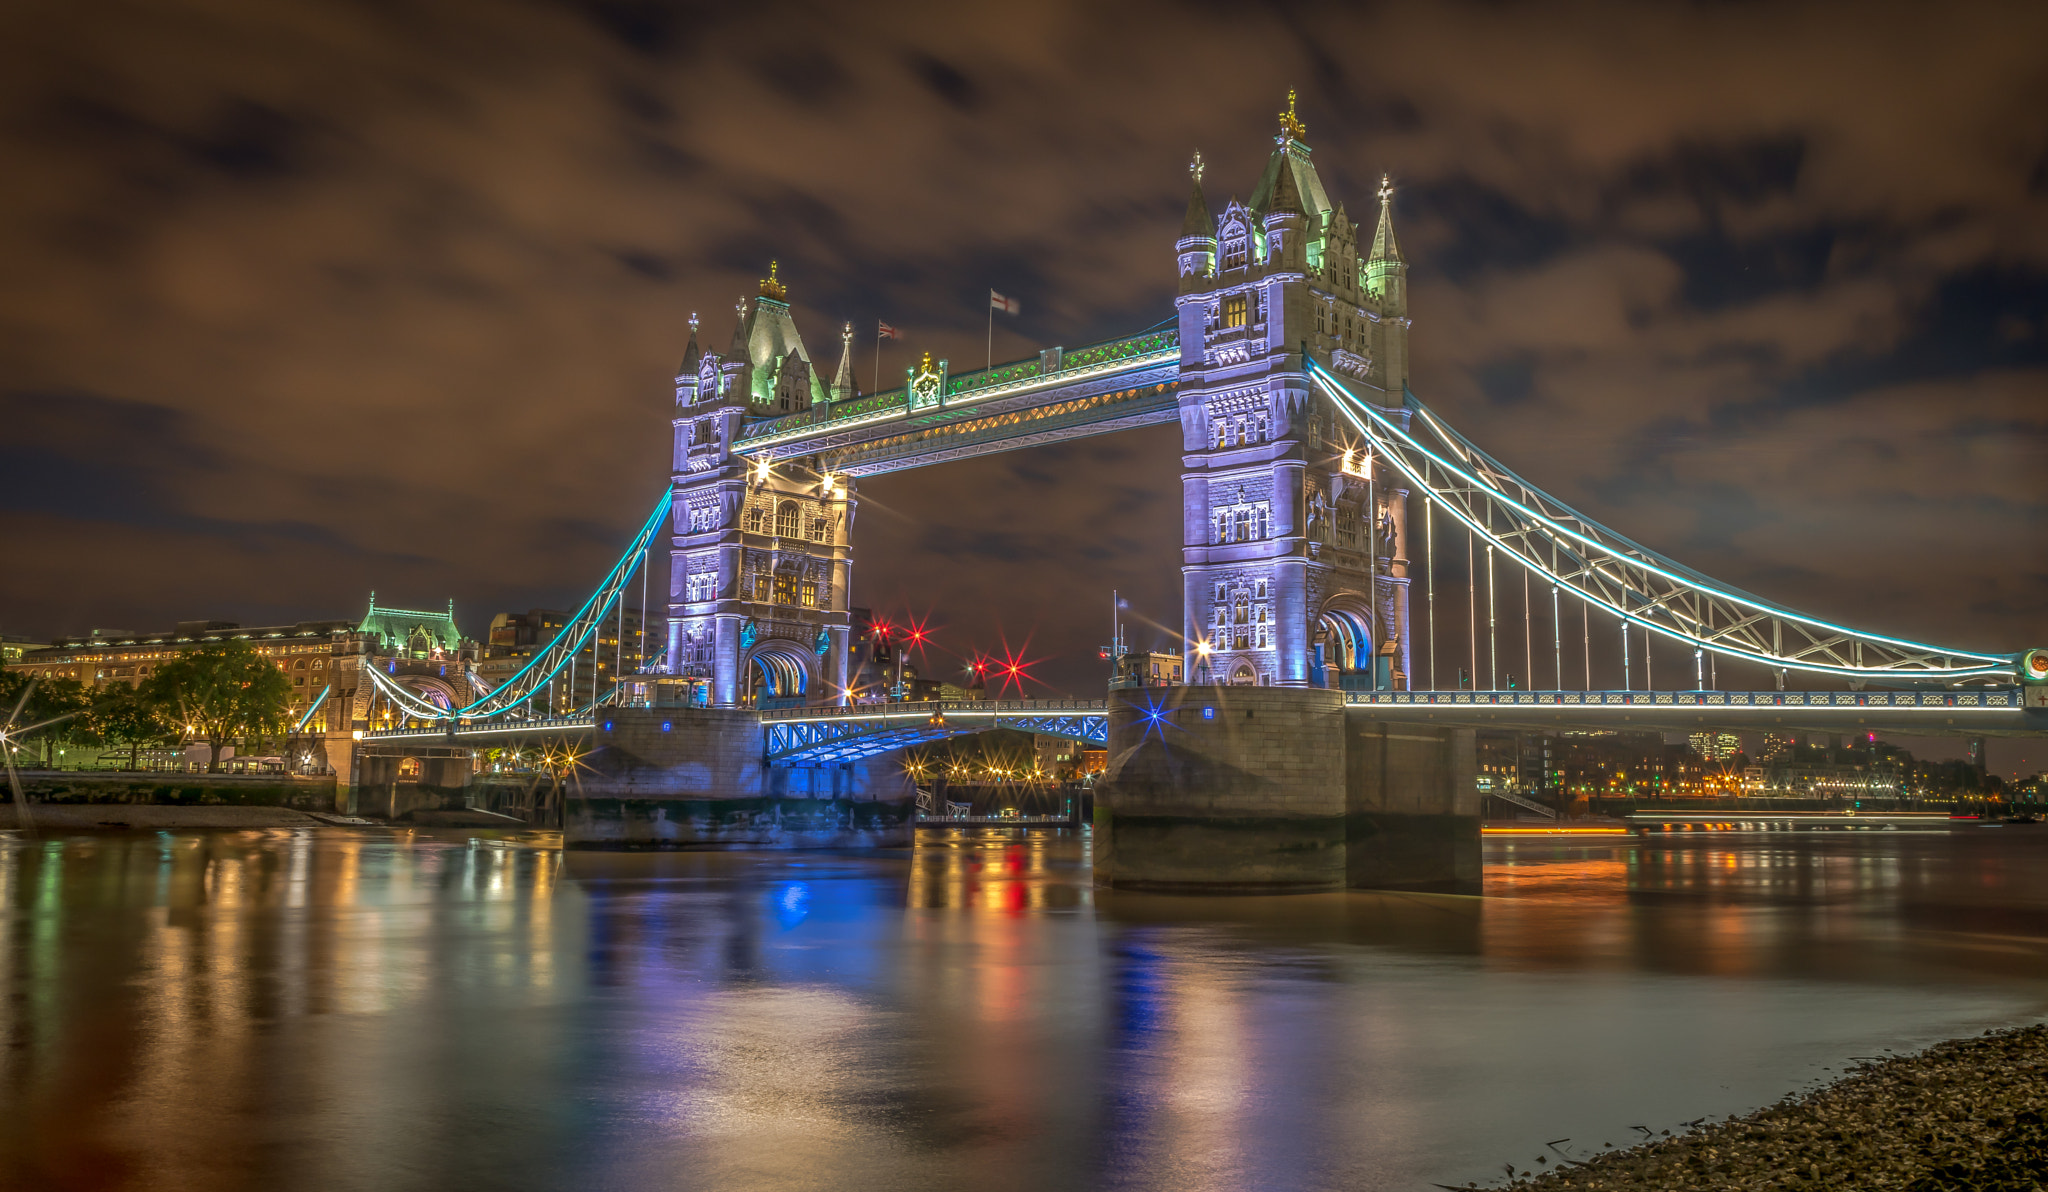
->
[727,295,750,355]
[1364,173,1407,317]
[1367,174,1403,264]
[677,312,702,379]
[831,321,857,402]
[1177,150,1218,289]
[1181,153,1212,237]
[1268,157,1305,216]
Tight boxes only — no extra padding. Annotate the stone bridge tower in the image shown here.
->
[1175,94,1414,689]
[666,264,857,707]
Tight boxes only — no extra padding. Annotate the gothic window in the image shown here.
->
[1223,294,1248,328]
[809,518,827,542]
[773,574,796,604]
[1214,606,1227,627]
[1222,238,1247,271]
[1256,580,1267,598]
[747,505,765,534]
[800,580,818,608]
[775,501,801,539]
[1234,416,1247,444]
[1257,413,1269,442]
[1256,505,1269,539]
[1214,419,1227,449]
[1256,626,1268,649]
[1233,509,1250,541]
[1215,583,1227,602]
[1215,512,1228,544]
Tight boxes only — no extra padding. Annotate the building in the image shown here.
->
[6,596,477,734]
[1758,731,1796,764]
[0,633,47,664]
[1176,97,1412,689]
[474,605,652,715]
[664,267,857,707]
[1687,730,1741,761]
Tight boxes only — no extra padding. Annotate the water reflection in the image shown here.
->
[1,826,2045,1191]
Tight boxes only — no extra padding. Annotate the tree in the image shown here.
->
[0,672,95,767]
[140,641,293,772]
[91,682,175,770]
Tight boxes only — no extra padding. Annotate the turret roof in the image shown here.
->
[1369,175,1403,262]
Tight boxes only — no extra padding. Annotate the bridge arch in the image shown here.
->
[745,639,816,705]
[1316,594,1377,684]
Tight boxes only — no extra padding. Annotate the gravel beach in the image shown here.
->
[1467,1025,2048,1190]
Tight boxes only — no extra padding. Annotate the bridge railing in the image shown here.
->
[758,699,1107,722]
[1342,689,2020,708]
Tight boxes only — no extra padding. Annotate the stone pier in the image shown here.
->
[567,707,916,848]
[1093,686,1478,893]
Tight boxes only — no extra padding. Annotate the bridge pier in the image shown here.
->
[567,707,916,848]
[1094,687,1478,893]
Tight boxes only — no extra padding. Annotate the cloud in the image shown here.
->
[1,0,2044,694]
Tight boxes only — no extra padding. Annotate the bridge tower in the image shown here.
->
[1175,94,1413,689]
[666,264,856,707]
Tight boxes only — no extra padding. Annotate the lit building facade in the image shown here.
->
[7,597,474,733]
[665,265,857,707]
[1175,96,1412,687]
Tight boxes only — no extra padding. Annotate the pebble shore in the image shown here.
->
[1462,1024,2048,1191]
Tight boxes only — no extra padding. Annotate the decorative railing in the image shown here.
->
[1340,689,2020,708]
[759,698,1106,722]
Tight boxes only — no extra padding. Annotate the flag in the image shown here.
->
[877,321,902,340]
[989,290,1021,315]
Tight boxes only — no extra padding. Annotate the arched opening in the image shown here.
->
[1315,599,1376,689]
[744,642,813,708]
[775,500,802,539]
[1229,663,1258,686]
[397,757,422,781]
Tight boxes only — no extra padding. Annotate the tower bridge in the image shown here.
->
[340,95,2045,880]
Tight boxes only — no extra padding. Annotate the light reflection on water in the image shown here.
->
[2,826,2045,1191]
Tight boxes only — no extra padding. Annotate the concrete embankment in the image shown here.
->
[1466,1024,2048,1190]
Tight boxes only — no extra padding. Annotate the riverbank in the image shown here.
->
[1472,1024,2048,1190]
[5,804,328,829]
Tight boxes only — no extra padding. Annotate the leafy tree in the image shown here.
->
[91,682,176,770]
[0,672,95,767]
[140,641,293,772]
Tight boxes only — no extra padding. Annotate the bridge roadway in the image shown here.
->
[352,687,2039,762]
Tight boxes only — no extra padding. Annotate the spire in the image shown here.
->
[1268,156,1305,216]
[831,320,856,401]
[759,259,787,301]
[1368,174,1403,262]
[728,294,750,354]
[677,311,701,378]
[1181,150,1212,238]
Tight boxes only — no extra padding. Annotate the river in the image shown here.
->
[2,825,2043,1190]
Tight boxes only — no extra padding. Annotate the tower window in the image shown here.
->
[800,581,818,608]
[775,501,801,539]
[1223,295,1248,328]
[747,506,765,534]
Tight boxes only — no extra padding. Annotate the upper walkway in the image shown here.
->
[731,327,1179,475]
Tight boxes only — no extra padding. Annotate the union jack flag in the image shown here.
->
[877,321,902,340]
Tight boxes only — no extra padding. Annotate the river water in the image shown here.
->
[3,825,2045,1191]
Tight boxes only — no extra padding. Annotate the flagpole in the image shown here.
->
[874,324,881,395]
[986,291,993,373]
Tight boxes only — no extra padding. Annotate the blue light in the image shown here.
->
[1202,706,1214,720]
[603,721,613,732]
[773,882,811,930]
[661,720,672,732]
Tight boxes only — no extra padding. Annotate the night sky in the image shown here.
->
[3,2,2044,766]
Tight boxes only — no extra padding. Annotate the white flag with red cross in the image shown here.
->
[989,290,1021,315]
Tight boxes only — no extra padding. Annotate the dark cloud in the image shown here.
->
[1,0,2045,718]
